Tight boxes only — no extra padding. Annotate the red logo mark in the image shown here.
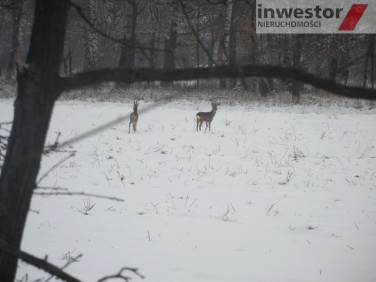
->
[339,4,368,31]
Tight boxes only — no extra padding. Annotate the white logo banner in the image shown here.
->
[256,0,376,34]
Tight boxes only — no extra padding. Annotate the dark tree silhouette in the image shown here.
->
[0,1,70,280]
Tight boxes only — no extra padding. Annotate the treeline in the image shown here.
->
[0,0,374,95]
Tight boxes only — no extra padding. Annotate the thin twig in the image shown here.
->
[266,203,275,216]
[35,186,69,191]
[33,191,124,202]
[37,153,76,184]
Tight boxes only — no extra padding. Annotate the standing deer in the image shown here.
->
[196,101,219,132]
[129,101,139,134]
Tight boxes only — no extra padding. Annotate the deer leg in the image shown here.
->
[129,121,131,134]
[208,122,211,131]
[196,120,199,131]
[199,121,203,131]
[205,122,208,131]
[133,123,137,133]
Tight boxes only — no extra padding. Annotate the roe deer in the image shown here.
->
[196,101,219,132]
[129,101,139,133]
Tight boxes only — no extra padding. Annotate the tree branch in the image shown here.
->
[58,65,376,100]
[44,254,82,282]
[33,191,124,202]
[37,153,75,184]
[0,239,82,282]
[35,186,69,191]
[97,267,145,282]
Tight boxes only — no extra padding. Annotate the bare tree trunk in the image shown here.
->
[363,49,369,88]
[150,32,160,69]
[229,0,240,88]
[196,0,200,90]
[208,8,216,69]
[17,0,31,55]
[222,0,233,62]
[329,58,338,82]
[219,0,233,89]
[119,0,138,69]
[6,0,23,79]
[119,10,128,68]
[162,5,178,86]
[0,9,4,77]
[149,3,160,69]
[64,48,73,76]
[371,35,375,89]
[83,0,99,71]
[163,25,177,71]
[364,35,374,89]
[150,32,159,69]
[128,0,137,69]
[0,1,69,281]
[327,36,340,82]
[292,36,302,104]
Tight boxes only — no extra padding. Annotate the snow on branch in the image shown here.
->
[58,65,376,100]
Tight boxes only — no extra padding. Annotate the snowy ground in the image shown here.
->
[1,99,376,282]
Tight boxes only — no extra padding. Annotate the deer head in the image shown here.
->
[133,100,139,112]
[211,101,220,112]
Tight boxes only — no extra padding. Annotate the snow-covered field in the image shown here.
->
[1,99,376,282]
